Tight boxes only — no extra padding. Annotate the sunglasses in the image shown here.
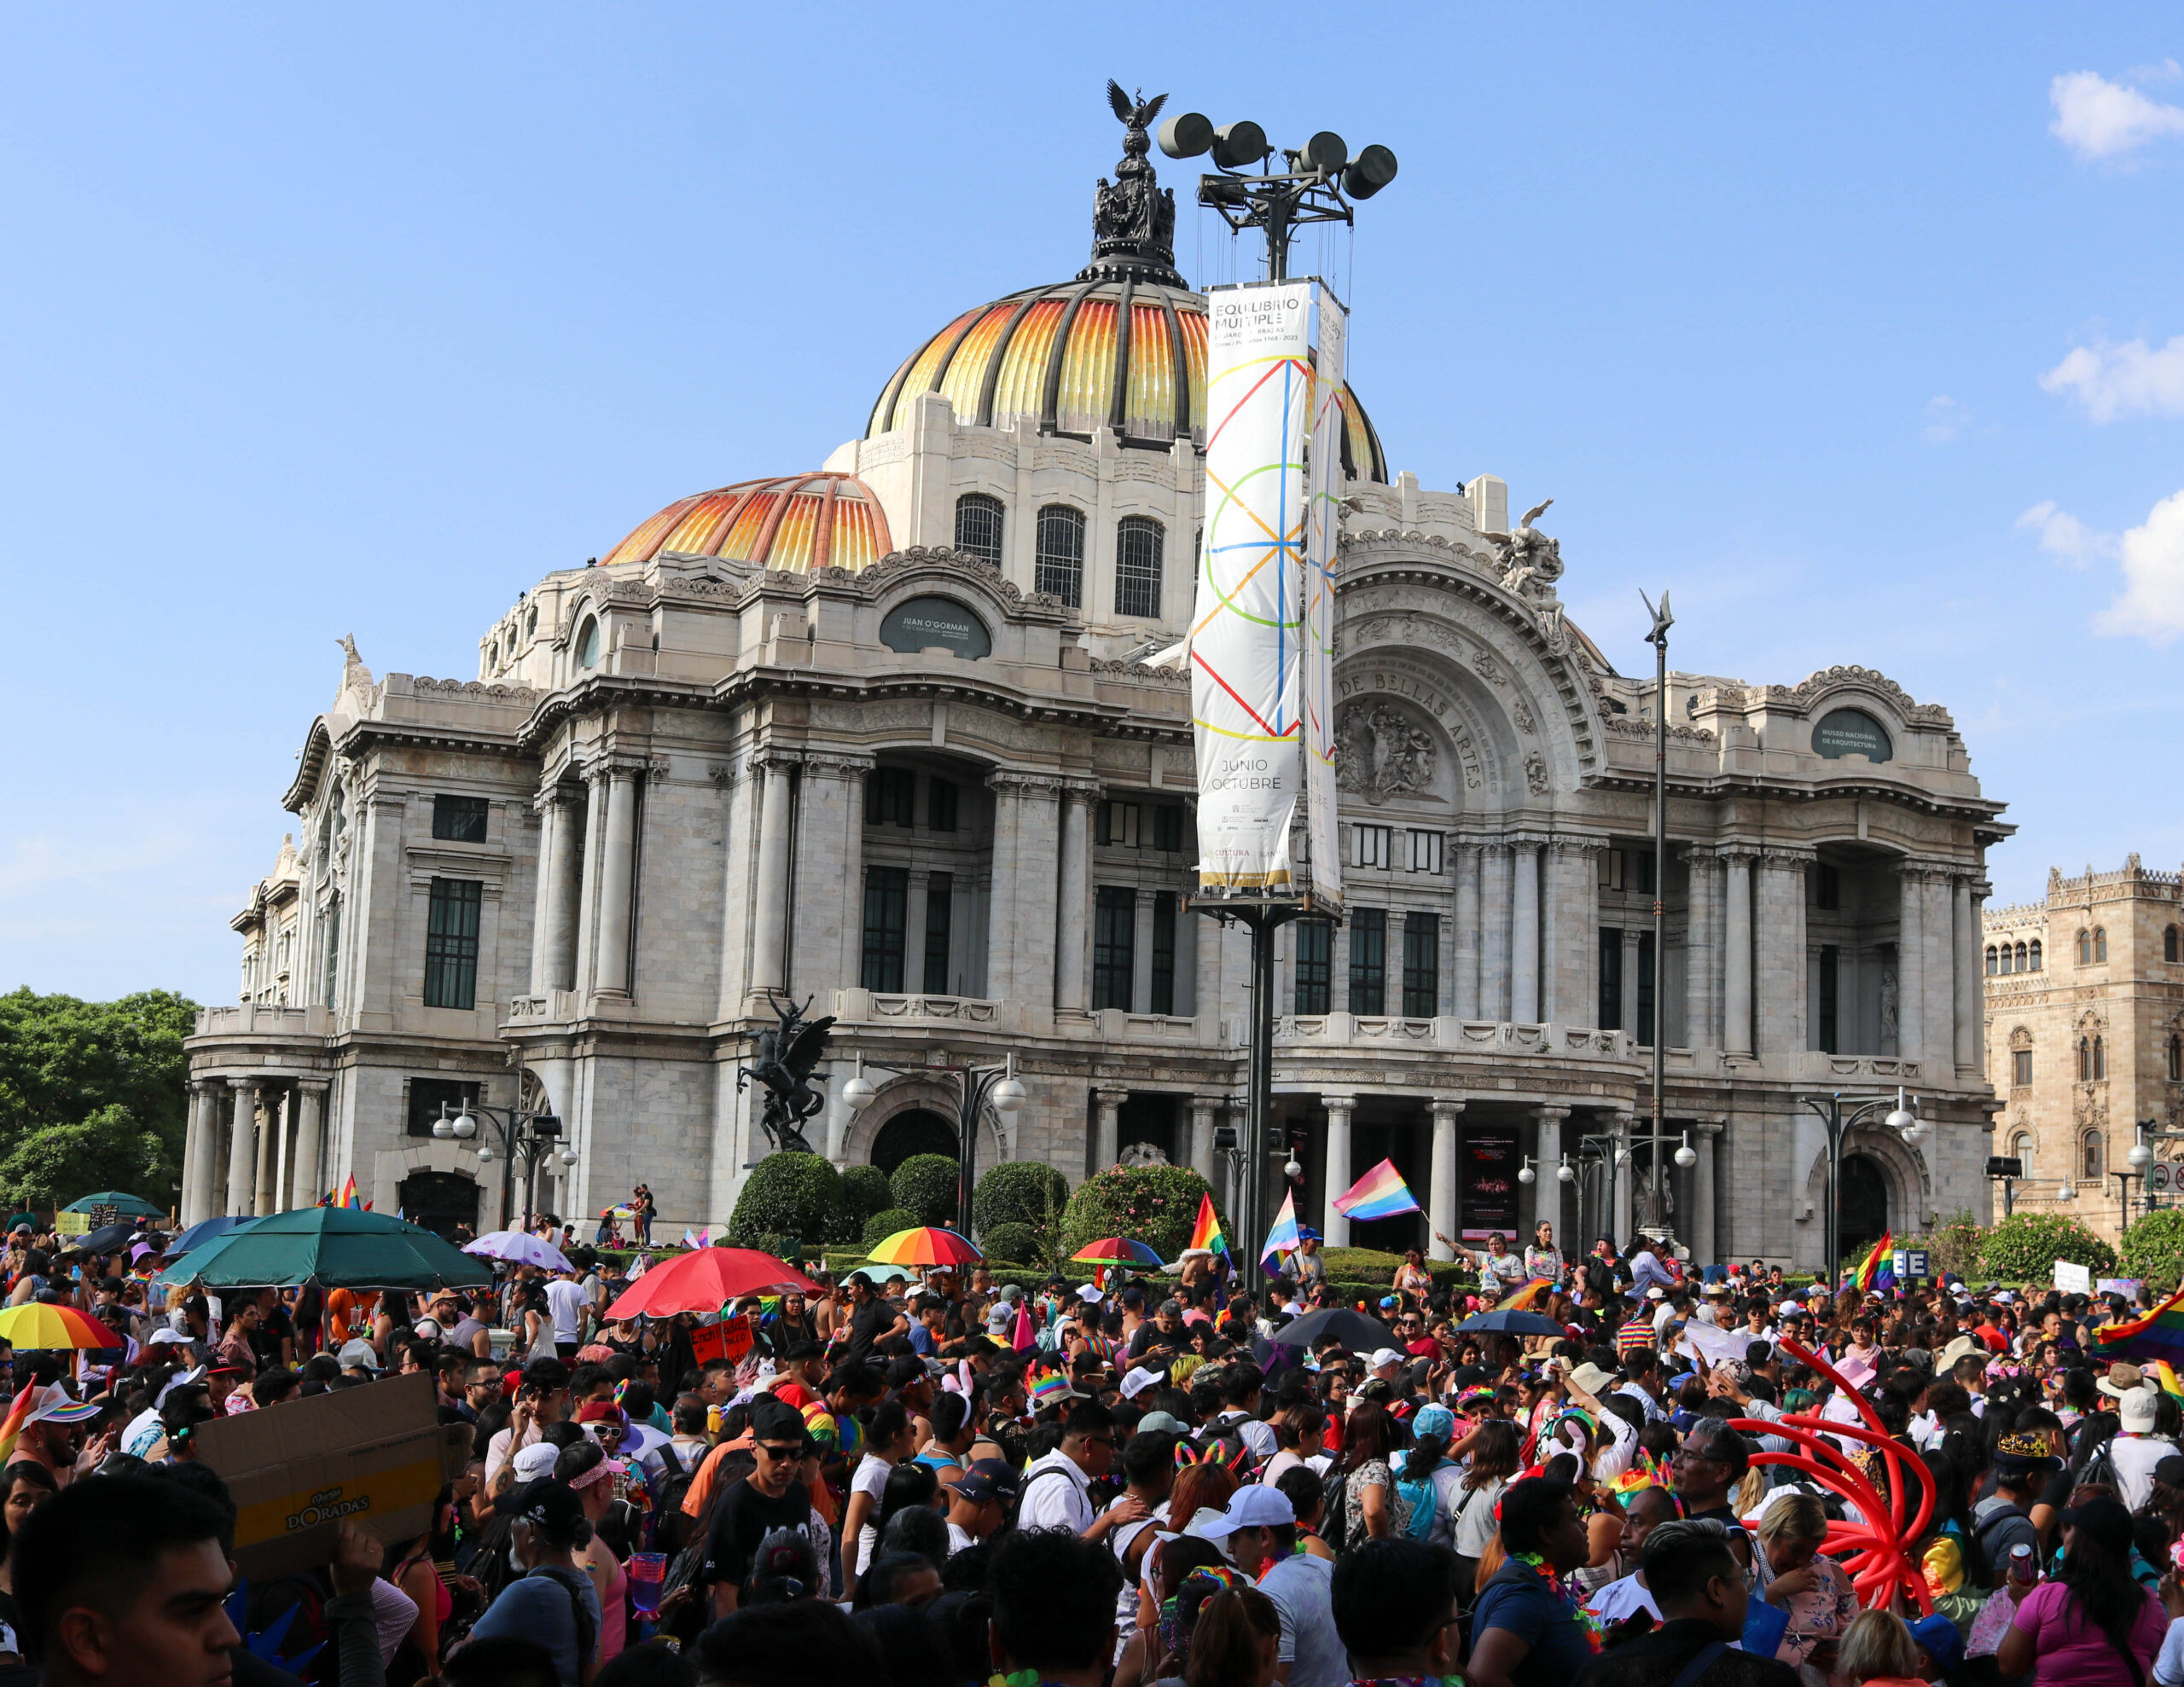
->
[755,1441,804,1461]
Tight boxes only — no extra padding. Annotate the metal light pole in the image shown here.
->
[1798,1087,1925,1283]
[437,1099,577,1232]
[2109,1168,2141,1241]
[1638,590,1674,1239]
[841,1053,1025,1239]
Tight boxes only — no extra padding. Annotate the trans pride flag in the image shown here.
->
[1333,1158,1420,1222]
[1261,1190,1303,1275]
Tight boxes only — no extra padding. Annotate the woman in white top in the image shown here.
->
[1449,1417,1520,1605]
[1524,1221,1565,1284]
[841,1400,916,1600]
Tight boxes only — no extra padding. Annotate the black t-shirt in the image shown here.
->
[846,1299,897,1355]
[700,1477,813,1591]
[1575,1617,1801,1687]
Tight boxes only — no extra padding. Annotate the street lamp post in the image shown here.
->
[840,1053,1025,1239]
[1798,1087,1926,1284]
[435,1099,578,1233]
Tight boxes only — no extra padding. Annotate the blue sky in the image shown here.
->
[5,7,2183,1002]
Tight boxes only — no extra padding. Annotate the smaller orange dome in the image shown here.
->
[601,472,894,573]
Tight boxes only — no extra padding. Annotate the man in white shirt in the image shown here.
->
[2105,1373,2177,1510]
[543,1267,588,1359]
[1205,1486,1347,1687]
[1015,1400,1148,1542]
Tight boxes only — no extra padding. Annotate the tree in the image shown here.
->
[1978,1211,2117,1281]
[839,1165,893,1226]
[974,1162,1071,1233]
[0,1107,169,1212]
[891,1155,959,1228]
[2122,1209,2184,1291]
[1060,1164,1226,1263]
[0,988,197,1184]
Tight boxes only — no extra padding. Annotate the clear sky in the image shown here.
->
[5,7,2182,1003]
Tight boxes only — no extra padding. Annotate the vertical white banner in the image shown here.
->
[1302,287,1347,910]
[1192,281,1312,892]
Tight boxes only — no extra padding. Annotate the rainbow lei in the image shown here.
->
[1510,1551,1604,1653]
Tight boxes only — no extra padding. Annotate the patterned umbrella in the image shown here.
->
[1072,1237,1165,1267]
[0,1302,118,1350]
[865,1227,985,1268]
[465,1230,575,1272]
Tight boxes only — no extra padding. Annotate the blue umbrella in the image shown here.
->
[1454,1308,1565,1336]
[166,1215,258,1259]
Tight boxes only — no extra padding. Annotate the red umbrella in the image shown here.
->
[603,1246,821,1319]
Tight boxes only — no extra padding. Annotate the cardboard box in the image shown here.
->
[194,1370,471,1577]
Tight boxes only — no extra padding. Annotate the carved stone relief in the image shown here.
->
[1334,703,1437,803]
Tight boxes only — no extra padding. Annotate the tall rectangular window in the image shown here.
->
[1352,825,1391,870]
[954,493,1004,568]
[1153,803,1185,853]
[1035,504,1086,606]
[861,866,909,992]
[1818,945,1840,1052]
[1815,864,1841,910]
[1114,517,1165,617]
[1635,930,1656,1047]
[423,878,482,1010]
[1599,928,1623,1029]
[322,891,342,1009]
[1349,908,1387,1016]
[927,779,958,832]
[1403,913,1439,1017]
[922,872,953,994]
[432,795,489,842]
[1097,801,1141,848]
[1094,887,1136,1010]
[1407,830,1443,873]
[866,768,915,826]
[1150,893,1177,1015]
[1635,849,1657,896]
[1294,919,1332,1015]
[2013,1048,2033,1087]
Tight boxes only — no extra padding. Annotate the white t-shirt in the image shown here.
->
[1258,1552,1347,1687]
[2151,1613,2184,1687]
[1016,1449,1095,1534]
[543,1279,586,1344]
[1451,1475,1506,1557]
[2111,1433,2178,1512]
[851,1452,891,1574]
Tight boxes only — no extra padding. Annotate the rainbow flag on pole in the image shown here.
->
[1496,1276,1554,1313]
[1333,1158,1420,1222]
[2091,1284,2184,1367]
[1188,1192,1229,1262]
[1260,1189,1303,1275]
[1851,1231,1894,1294]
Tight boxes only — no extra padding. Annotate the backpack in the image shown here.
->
[1394,1469,1438,1542]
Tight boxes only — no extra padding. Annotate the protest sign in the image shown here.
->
[688,1313,754,1367]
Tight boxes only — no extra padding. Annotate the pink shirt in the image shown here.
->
[2012,1579,2166,1687]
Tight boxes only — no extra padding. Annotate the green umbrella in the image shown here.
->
[62,1191,164,1217]
[154,1205,495,1290]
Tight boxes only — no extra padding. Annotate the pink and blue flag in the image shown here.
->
[1261,1189,1303,1275]
[1333,1157,1420,1222]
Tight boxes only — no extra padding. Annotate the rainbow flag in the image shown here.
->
[2090,1282,2184,1366]
[1188,1192,1229,1261]
[2156,1359,2184,1402]
[0,1388,35,1467]
[340,1175,362,1210]
[1851,1231,1893,1293]
[1496,1276,1554,1313]
[1333,1158,1420,1222]
[1260,1189,1303,1275]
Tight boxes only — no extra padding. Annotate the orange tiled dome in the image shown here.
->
[600,472,894,573]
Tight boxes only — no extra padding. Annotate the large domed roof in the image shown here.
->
[867,277,1389,483]
[601,472,893,573]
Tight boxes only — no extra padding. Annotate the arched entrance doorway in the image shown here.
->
[1840,1154,1889,1261]
[398,1170,481,1242]
[872,1109,957,1175]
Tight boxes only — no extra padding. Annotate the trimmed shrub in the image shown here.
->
[1060,1164,1225,1263]
[2122,1208,2184,1291]
[892,1154,960,1228]
[1978,1211,2116,1281]
[979,1222,1043,1267]
[729,1151,843,1246]
[864,1206,921,1246]
[975,1162,1072,1232]
[839,1164,894,1225]
[1320,1248,1409,1285]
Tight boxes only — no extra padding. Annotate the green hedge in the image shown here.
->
[1060,1165,1224,1262]
[839,1165,893,1226]
[729,1152,842,1244]
[1979,1211,2116,1281]
[979,1221,1044,1266]
[863,1206,921,1246]
[975,1162,1071,1232]
[892,1155,960,1228]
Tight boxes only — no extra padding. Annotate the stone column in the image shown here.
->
[1535,1104,1571,1247]
[1511,843,1541,1023]
[1921,872,1956,1073]
[1189,1097,1219,1186]
[528,794,561,998]
[251,1086,280,1216]
[542,788,584,994]
[177,1086,204,1226]
[1055,787,1094,1011]
[1480,844,1513,1020]
[1722,849,1755,1057]
[1895,864,1924,1063]
[292,1083,326,1214]
[1682,848,1719,1052]
[572,768,608,994]
[985,776,1025,1002]
[225,1081,259,1219]
[1620,929,1641,1036]
[750,758,796,994]
[1757,851,1809,1055]
[1094,1087,1126,1172]
[1321,1094,1356,1247]
[271,1087,294,1214]
[1955,877,1984,1075]
[1428,1099,1465,1260]
[1611,1112,1635,1241]
[1693,1117,1724,1266]
[1454,843,1483,1019]
[1548,839,1601,1029]
[595,767,642,995]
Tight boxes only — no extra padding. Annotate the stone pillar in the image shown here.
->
[1428,1099,1465,1260]
[1757,851,1809,1055]
[750,758,795,994]
[1955,877,1984,1075]
[1723,849,1755,1057]
[1682,848,1719,1052]
[572,768,608,994]
[1535,1104,1570,1248]
[1094,1088,1126,1172]
[1548,840,1601,1029]
[542,788,584,994]
[178,1086,205,1226]
[225,1081,259,1219]
[1922,872,1956,1073]
[528,795,561,998]
[1612,1112,1635,1241]
[1189,1097,1219,1186]
[292,1083,326,1214]
[1693,1117,1724,1267]
[595,767,642,995]
[1895,865,1924,1063]
[1453,843,1482,1019]
[1321,1094,1356,1247]
[1511,843,1541,1023]
[985,776,1025,1002]
[271,1087,294,1214]
[251,1086,280,1216]
[1480,844,1513,1020]
[1620,928,1641,1036]
[1055,788,1094,1010]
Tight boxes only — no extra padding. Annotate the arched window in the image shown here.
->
[2168,925,2180,964]
[2082,1131,2104,1180]
[2169,1034,2182,1083]
[2030,938,2042,971]
[2001,945,2015,975]
[1115,516,1165,617]
[1984,945,1998,976]
[1034,503,1086,607]
[2078,930,2092,965]
[574,617,600,670]
[2015,941,2030,971]
[2094,927,2109,962]
[954,493,1005,568]
[2012,1131,2033,1168]
[2094,1035,2107,1080]
[2079,1037,2092,1081]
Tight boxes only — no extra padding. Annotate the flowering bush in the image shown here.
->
[1060,1164,1224,1262]
[2122,1208,2184,1291]
[1978,1211,2116,1281]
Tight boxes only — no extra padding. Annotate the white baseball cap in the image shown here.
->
[1368,1348,1404,1372]
[1120,1366,1164,1400]
[513,1441,562,1481]
[1197,1486,1298,1537]
[1078,1285,1104,1303]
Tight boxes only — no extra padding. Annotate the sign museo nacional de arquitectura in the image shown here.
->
[183,91,2011,1267]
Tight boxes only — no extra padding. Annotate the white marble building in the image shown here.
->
[183,120,2011,1269]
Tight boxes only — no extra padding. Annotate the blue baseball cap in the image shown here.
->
[1908,1614,1962,1674]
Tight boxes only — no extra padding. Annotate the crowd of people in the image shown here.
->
[13,1207,2184,1687]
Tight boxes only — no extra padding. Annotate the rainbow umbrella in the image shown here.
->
[0,1302,119,1350]
[1072,1237,1165,1267]
[865,1227,984,1268]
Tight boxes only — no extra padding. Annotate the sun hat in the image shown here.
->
[1570,1362,1619,1397]
[2099,1362,2147,1399]
[1027,1373,1081,1413]
[2121,1387,2159,1432]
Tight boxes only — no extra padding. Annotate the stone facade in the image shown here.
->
[1982,858,2184,1243]
[183,140,2012,1269]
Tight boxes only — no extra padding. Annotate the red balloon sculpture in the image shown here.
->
[1728,1336,1937,1615]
